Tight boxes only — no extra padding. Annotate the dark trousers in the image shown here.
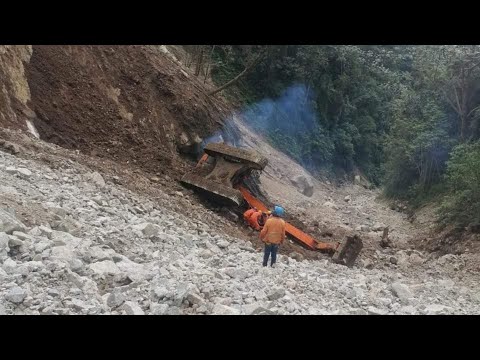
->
[263,244,279,267]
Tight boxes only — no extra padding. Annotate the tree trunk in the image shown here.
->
[204,45,215,84]
[208,52,264,96]
[195,47,204,77]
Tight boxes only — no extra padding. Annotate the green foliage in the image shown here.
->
[211,45,408,183]
[207,45,480,227]
[438,142,480,227]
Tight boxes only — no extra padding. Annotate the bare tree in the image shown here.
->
[208,49,267,96]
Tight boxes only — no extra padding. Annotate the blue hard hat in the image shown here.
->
[273,205,285,217]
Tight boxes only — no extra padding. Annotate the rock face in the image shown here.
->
[291,175,314,197]
[0,45,35,131]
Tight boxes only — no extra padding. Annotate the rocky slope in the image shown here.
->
[1,45,480,315]
[1,129,479,315]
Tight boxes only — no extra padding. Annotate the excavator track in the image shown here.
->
[204,143,268,170]
[180,173,245,206]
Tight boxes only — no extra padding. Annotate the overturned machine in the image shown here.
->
[181,142,363,266]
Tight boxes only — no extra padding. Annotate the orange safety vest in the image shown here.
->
[248,211,264,231]
[243,208,256,221]
[260,217,286,244]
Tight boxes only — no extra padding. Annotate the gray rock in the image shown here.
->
[11,231,33,242]
[0,232,9,251]
[133,223,160,237]
[367,306,388,315]
[165,306,181,315]
[391,282,414,304]
[224,268,249,280]
[186,292,204,306]
[254,289,267,301]
[38,226,53,239]
[172,283,194,306]
[150,303,169,315]
[51,246,75,263]
[398,305,416,315]
[122,301,144,315]
[6,167,32,178]
[350,308,368,315]
[8,236,24,247]
[16,168,32,178]
[0,185,18,195]
[28,227,42,236]
[89,260,122,276]
[0,209,26,234]
[88,246,113,262]
[153,286,169,300]
[423,304,452,315]
[409,253,424,265]
[291,174,314,197]
[3,258,17,274]
[25,261,44,272]
[70,298,89,312]
[390,257,398,265]
[47,289,61,297]
[0,303,5,315]
[34,241,52,254]
[89,172,106,188]
[212,304,240,315]
[50,206,68,218]
[115,259,147,282]
[14,265,29,276]
[360,225,370,232]
[196,305,208,314]
[344,195,351,202]
[243,303,273,315]
[107,291,126,308]
[50,231,82,247]
[5,286,27,304]
[54,218,82,236]
[289,252,304,262]
[68,258,84,273]
[217,240,230,249]
[267,287,286,301]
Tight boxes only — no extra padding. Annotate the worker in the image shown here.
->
[243,207,257,222]
[257,211,268,228]
[248,210,265,231]
[260,205,286,267]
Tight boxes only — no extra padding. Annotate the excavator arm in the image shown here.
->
[238,186,339,253]
[181,144,363,267]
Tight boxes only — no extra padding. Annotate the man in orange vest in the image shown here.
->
[260,205,286,267]
[248,210,266,231]
[243,207,257,222]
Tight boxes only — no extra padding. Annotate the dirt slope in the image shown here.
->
[26,45,230,176]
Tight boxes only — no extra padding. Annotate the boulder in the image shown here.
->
[0,209,26,234]
[291,174,314,197]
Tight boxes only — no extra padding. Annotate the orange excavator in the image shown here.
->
[181,142,362,267]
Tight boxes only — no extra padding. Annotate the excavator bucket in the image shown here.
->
[239,185,363,266]
[331,235,363,267]
[180,143,268,206]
